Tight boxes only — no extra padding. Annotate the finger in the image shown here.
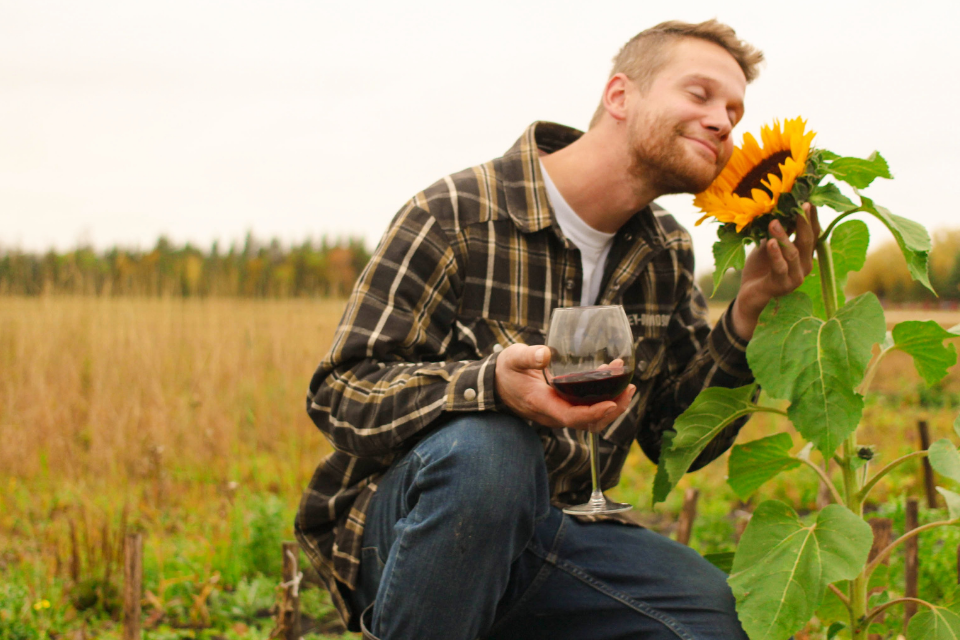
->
[792,214,815,275]
[588,385,636,433]
[803,202,821,238]
[766,237,790,277]
[504,344,550,371]
[769,220,800,269]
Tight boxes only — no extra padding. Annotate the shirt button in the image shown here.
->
[565,279,575,290]
[624,233,633,241]
[492,344,503,353]
[464,388,477,401]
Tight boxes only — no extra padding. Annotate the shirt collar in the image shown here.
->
[499,121,667,249]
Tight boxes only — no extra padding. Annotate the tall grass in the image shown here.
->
[3,297,959,639]
[0,297,349,637]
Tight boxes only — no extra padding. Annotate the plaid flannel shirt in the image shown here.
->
[296,121,755,630]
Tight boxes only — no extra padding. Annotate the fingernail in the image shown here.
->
[534,347,545,366]
[771,220,782,233]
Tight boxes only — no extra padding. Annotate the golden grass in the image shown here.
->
[1,296,345,491]
[3,296,960,612]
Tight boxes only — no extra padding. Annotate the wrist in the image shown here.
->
[731,295,763,341]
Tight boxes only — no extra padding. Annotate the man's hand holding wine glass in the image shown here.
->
[495,343,636,434]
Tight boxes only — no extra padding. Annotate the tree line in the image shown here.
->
[4,229,960,303]
[0,234,370,297]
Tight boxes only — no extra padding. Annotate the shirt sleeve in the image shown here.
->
[306,203,500,458]
[638,245,756,471]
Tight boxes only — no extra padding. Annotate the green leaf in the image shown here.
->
[955,413,960,440]
[859,195,934,293]
[727,433,802,500]
[729,501,873,640]
[747,292,886,456]
[809,182,858,213]
[797,219,870,318]
[826,622,846,639]
[651,430,675,506]
[824,151,892,189]
[893,321,958,386]
[906,605,960,640]
[930,439,960,484]
[937,487,960,520]
[704,551,735,574]
[712,226,747,295]
[652,385,758,504]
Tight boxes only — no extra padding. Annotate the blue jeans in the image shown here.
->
[350,413,748,640]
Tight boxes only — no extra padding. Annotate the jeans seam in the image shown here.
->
[485,513,568,637]
[527,547,698,640]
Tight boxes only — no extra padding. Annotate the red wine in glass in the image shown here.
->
[543,305,636,515]
[551,367,633,405]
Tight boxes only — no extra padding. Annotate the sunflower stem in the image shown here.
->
[816,237,868,639]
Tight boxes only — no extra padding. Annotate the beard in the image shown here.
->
[627,111,725,196]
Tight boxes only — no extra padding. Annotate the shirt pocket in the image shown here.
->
[453,316,546,359]
[634,335,666,382]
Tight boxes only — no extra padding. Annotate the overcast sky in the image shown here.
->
[1,0,956,274]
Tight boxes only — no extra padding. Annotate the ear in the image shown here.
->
[602,73,631,124]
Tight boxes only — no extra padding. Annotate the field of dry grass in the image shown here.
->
[3,297,960,638]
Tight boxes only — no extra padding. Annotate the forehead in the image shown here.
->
[653,38,747,97]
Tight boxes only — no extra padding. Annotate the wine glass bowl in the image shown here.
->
[543,305,635,515]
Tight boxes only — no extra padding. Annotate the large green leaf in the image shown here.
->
[937,487,960,520]
[712,225,747,295]
[859,195,933,293]
[823,151,892,189]
[727,433,801,500]
[704,551,735,574]
[652,385,758,504]
[729,501,872,640]
[747,292,886,456]
[809,182,858,213]
[929,439,960,484]
[797,220,870,318]
[906,606,960,640]
[892,321,958,386]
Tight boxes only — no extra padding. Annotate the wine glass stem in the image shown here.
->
[589,430,601,494]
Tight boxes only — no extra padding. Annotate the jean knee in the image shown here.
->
[415,413,548,525]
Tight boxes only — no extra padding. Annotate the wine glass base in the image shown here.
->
[562,497,633,516]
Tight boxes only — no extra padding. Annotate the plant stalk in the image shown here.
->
[816,236,869,639]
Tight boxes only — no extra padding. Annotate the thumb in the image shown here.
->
[503,344,550,371]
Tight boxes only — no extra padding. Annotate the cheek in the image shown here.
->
[719,140,735,164]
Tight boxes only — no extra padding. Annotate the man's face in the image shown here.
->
[626,38,747,195]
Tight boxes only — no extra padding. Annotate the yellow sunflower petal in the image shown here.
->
[694,116,816,229]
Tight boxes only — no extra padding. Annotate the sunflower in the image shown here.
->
[694,117,816,233]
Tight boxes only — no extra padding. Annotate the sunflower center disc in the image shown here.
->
[733,150,793,199]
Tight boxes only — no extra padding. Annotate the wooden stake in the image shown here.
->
[867,518,893,640]
[123,532,143,640]
[281,541,301,640]
[904,498,919,630]
[918,421,938,509]
[676,488,699,546]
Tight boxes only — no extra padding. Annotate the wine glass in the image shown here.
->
[543,305,635,515]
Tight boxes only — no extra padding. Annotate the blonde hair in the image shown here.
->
[588,19,764,129]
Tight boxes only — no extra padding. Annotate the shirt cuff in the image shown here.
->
[445,352,500,412]
[709,298,753,380]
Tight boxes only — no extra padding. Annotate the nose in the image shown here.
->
[703,104,733,141]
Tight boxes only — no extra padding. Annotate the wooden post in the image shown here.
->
[904,498,920,630]
[867,518,893,640]
[123,532,143,640]
[281,541,301,640]
[676,488,699,546]
[918,421,938,509]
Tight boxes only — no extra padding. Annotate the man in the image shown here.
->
[297,19,817,640]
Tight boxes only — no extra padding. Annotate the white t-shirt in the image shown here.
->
[540,160,616,306]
